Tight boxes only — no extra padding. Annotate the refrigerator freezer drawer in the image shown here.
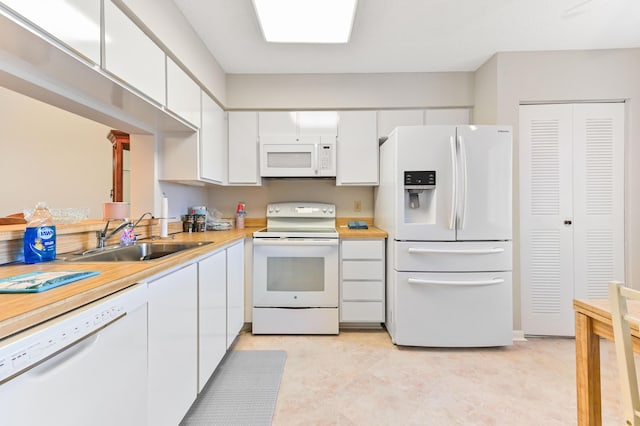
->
[393,271,512,347]
[395,241,512,272]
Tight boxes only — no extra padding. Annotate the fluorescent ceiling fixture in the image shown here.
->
[252,0,357,43]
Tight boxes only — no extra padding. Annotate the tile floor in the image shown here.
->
[233,329,625,425]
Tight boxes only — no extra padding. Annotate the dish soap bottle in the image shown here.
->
[236,202,246,230]
[23,202,56,264]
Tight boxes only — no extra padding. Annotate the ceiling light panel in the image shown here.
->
[252,0,357,43]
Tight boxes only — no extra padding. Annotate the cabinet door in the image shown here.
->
[377,109,424,139]
[228,112,261,184]
[167,58,201,127]
[104,0,166,104]
[148,264,198,426]
[2,0,101,64]
[226,240,245,348]
[337,111,378,185]
[201,93,226,183]
[198,251,227,391]
[259,111,297,142]
[425,108,471,125]
[297,111,338,138]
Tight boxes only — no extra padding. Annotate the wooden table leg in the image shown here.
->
[576,311,602,425]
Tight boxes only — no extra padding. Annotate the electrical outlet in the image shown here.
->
[354,200,362,212]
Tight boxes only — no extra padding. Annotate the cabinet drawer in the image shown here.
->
[342,260,383,280]
[341,240,383,260]
[341,302,384,322]
[342,281,383,301]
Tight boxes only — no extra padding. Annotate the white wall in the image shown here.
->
[207,180,373,220]
[226,72,475,110]
[0,87,112,219]
[474,48,640,329]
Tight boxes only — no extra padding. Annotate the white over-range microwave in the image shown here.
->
[259,136,336,177]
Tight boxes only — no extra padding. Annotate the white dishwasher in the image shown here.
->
[0,284,147,426]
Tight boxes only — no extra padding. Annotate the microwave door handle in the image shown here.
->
[314,143,319,175]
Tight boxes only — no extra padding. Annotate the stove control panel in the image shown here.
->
[266,202,335,218]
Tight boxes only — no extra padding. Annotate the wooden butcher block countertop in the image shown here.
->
[0,228,257,341]
[0,221,387,341]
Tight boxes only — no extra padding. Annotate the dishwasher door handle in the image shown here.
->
[1,312,126,384]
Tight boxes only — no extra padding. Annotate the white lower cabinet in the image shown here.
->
[147,264,198,426]
[340,239,385,323]
[226,240,245,347]
[198,249,227,391]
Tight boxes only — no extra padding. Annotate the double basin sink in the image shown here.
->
[62,241,212,262]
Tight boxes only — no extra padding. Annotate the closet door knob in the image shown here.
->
[564,220,572,225]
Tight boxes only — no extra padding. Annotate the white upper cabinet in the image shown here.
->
[159,93,226,185]
[377,109,424,140]
[104,0,166,105]
[378,108,472,139]
[166,58,201,128]
[200,93,227,184]
[259,111,338,142]
[259,111,297,142]
[337,111,378,185]
[425,108,471,125]
[2,0,101,64]
[228,112,261,185]
[297,111,338,139]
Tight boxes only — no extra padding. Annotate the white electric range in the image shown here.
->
[252,202,339,334]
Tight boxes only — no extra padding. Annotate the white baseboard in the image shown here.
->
[513,330,527,341]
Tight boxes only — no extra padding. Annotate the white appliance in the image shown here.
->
[260,137,336,177]
[375,125,513,347]
[253,202,339,334]
[0,284,148,425]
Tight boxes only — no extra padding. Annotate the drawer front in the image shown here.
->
[395,241,512,272]
[342,281,383,301]
[341,240,384,260]
[341,301,384,322]
[342,260,383,280]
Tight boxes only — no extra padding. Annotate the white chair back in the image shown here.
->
[610,281,640,426]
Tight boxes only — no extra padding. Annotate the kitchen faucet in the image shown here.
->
[96,212,154,248]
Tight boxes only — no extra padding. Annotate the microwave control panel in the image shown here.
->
[319,144,333,170]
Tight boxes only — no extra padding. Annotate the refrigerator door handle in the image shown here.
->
[408,278,505,287]
[458,135,468,229]
[407,247,505,255]
[449,136,457,229]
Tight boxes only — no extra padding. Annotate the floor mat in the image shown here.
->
[181,350,287,426]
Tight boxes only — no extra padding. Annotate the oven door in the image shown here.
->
[253,238,339,307]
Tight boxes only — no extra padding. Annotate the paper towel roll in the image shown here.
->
[160,197,168,238]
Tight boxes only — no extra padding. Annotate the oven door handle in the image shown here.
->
[253,238,339,246]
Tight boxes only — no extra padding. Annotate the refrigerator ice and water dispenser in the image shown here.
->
[404,171,436,224]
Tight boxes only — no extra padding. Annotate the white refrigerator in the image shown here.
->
[374,125,513,347]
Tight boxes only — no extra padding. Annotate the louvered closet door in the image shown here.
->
[571,103,625,300]
[520,103,625,336]
[520,104,575,336]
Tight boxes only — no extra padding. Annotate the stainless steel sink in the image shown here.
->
[63,241,212,262]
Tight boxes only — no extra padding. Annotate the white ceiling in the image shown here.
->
[174,0,640,74]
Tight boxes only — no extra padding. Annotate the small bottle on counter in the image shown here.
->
[236,202,246,230]
[23,202,56,264]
